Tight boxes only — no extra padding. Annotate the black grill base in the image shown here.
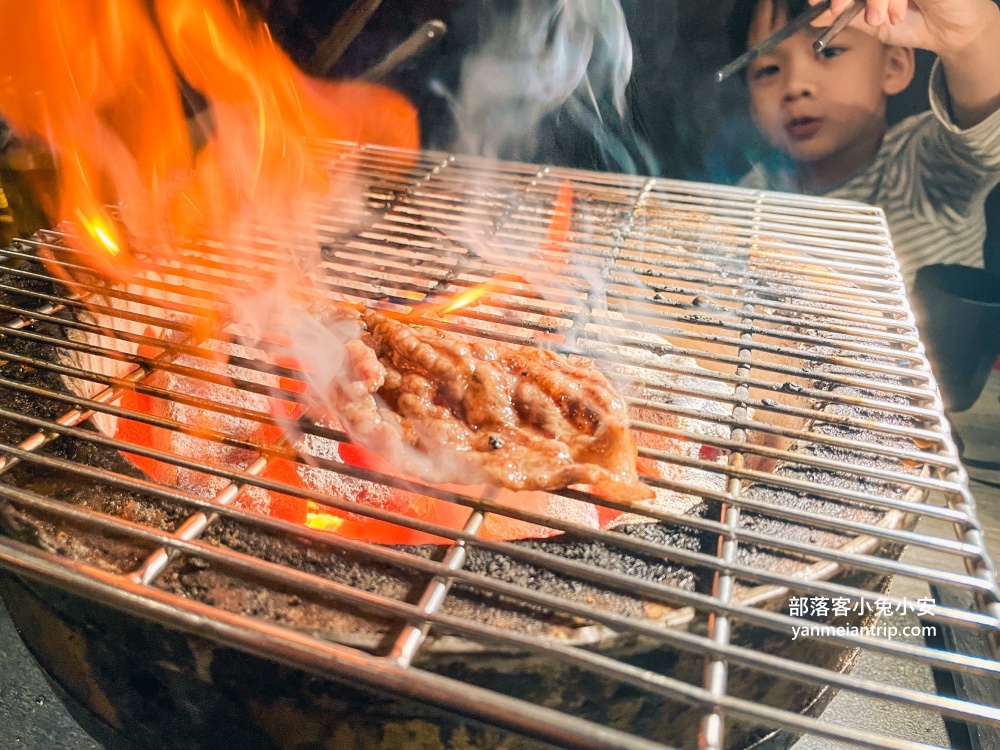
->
[2,571,878,750]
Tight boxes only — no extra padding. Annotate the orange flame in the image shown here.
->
[417,278,509,318]
[543,180,574,254]
[407,183,575,321]
[0,0,418,287]
[441,285,492,315]
[0,0,190,277]
[0,0,436,546]
[0,5,614,546]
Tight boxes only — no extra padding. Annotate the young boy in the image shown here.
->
[728,0,1000,288]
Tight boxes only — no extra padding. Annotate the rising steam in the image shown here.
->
[442,0,655,174]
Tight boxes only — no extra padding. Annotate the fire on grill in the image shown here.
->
[1,2,999,750]
[4,151,995,748]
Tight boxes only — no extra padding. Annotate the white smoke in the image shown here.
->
[444,0,638,167]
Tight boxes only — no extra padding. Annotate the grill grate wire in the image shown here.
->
[0,142,995,749]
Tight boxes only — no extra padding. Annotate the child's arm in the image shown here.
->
[818,0,1000,128]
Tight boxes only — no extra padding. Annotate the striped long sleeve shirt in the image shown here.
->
[740,60,1000,290]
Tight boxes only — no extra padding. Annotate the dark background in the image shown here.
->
[260,0,941,179]
[257,0,999,271]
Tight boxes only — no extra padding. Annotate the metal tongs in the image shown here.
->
[716,0,866,82]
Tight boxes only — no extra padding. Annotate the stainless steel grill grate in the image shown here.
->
[0,141,997,750]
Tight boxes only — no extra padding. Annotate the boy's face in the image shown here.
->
[746,0,906,172]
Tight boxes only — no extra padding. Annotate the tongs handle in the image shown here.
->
[814,0,866,52]
[716,0,832,82]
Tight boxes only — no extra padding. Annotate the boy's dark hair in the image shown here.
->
[725,0,810,59]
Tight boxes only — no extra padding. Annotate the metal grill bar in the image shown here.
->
[0,244,936,423]
[0,536,671,750]
[700,200,762,749]
[0,369,982,578]
[389,507,486,667]
[127,452,275,585]
[0,143,996,750]
[0,489,987,750]
[0,255,958,487]
[3,439,997,682]
[0,259,968,531]
[1,425,995,647]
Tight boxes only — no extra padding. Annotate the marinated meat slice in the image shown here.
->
[324,309,653,503]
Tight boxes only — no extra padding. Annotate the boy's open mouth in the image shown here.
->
[785,116,823,140]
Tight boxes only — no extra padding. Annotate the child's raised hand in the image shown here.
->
[812,0,1000,58]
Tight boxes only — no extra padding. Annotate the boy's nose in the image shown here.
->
[782,77,816,102]
[782,58,817,102]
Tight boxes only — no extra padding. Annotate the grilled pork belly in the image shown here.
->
[325,309,655,503]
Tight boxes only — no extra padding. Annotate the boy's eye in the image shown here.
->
[751,64,780,81]
[818,46,845,60]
